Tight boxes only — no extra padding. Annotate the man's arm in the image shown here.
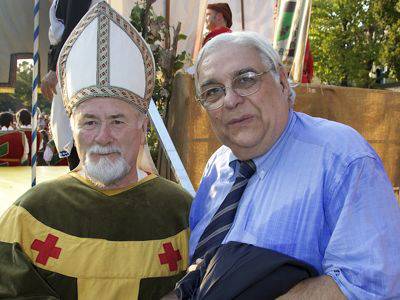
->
[48,0,92,72]
[278,275,346,300]
[282,156,400,300]
[313,156,400,298]
[42,0,92,100]
[0,205,60,298]
[0,241,60,298]
[41,70,58,100]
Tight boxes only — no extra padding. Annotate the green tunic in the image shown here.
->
[0,172,192,299]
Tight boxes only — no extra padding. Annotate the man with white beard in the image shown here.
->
[0,2,191,299]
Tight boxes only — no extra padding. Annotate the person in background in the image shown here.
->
[15,109,33,163]
[15,108,31,129]
[0,112,15,131]
[0,111,29,165]
[38,113,47,131]
[41,0,99,170]
[301,39,314,83]
[202,3,233,47]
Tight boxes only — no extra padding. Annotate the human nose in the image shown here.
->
[94,122,113,145]
[223,86,244,109]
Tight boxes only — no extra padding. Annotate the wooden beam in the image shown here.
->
[165,0,170,27]
[241,0,245,30]
[192,0,208,60]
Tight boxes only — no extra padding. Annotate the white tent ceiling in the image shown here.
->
[0,0,51,92]
[117,0,276,57]
[0,0,276,91]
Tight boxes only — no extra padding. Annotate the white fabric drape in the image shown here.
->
[0,0,51,89]
[114,0,276,57]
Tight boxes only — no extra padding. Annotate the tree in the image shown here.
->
[130,0,189,162]
[0,61,51,113]
[310,0,400,87]
[0,93,22,112]
[372,0,400,80]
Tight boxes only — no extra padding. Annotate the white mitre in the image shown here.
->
[57,1,157,174]
[57,1,155,116]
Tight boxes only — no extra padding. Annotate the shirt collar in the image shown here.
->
[228,109,296,179]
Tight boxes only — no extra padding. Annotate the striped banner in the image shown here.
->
[273,0,312,82]
[31,0,39,187]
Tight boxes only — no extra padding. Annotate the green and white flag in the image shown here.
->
[273,0,312,82]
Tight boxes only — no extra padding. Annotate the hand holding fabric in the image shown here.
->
[41,70,58,101]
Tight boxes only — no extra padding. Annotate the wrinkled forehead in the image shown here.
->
[198,44,263,83]
[73,97,143,119]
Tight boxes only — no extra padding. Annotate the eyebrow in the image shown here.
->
[108,114,126,119]
[81,114,98,119]
[200,79,221,89]
[81,113,126,119]
[233,67,258,77]
[200,67,259,89]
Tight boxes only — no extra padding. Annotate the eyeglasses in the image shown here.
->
[197,70,269,110]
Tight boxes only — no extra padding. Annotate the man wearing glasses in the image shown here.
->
[188,31,400,298]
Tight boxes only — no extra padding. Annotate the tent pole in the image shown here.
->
[165,0,170,27]
[148,100,195,197]
[192,0,208,60]
[241,0,245,30]
[31,0,39,187]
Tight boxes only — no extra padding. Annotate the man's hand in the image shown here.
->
[277,275,346,300]
[187,258,203,272]
[160,291,179,300]
[160,259,204,300]
[41,70,58,101]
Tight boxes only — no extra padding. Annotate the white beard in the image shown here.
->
[83,144,131,186]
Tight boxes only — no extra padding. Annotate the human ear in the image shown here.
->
[140,116,148,145]
[278,68,289,97]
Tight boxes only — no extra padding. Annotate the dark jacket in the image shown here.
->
[48,0,92,71]
[175,242,318,300]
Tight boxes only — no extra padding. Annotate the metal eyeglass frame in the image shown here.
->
[196,70,270,110]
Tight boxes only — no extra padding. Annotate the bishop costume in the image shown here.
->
[0,2,191,299]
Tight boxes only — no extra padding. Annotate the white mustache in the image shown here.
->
[87,144,122,155]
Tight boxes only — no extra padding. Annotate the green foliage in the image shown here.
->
[130,1,190,162]
[0,92,21,112]
[0,61,51,113]
[310,0,400,87]
[372,0,400,80]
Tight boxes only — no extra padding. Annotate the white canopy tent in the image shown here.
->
[0,0,310,192]
[110,0,277,58]
[0,0,51,93]
[106,0,310,80]
[0,0,311,90]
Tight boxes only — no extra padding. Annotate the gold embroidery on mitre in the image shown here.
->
[97,14,110,86]
[68,86,147,115]
[57,1,155,116]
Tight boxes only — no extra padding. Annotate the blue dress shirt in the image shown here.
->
[189,110,400,299]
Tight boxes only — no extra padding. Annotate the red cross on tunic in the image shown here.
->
[158,242,182,272]
[31,233,62,265]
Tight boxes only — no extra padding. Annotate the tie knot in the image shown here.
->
[238,160,256,179]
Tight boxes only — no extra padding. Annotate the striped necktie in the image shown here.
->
[192,160,256,262]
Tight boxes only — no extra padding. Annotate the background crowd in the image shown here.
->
[0,108,67,166]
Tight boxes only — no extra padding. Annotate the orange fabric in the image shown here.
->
[0,131,26,166]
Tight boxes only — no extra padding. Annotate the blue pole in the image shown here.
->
[32,0,39,186]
